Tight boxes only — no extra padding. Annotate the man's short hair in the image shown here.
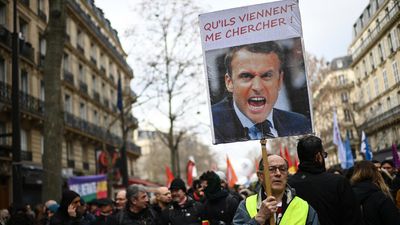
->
[297,135,323,162]
[126,185,146,203]
[258,154,288,172]
[381,160,394,168]
[224,41,284,76]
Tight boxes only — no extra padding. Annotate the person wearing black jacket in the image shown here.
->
[288,135,363,225]
[351,160,400,225]
[161,178,203,225]
[114,185,159,225]
[50,190,83,225]
[199,171,240,225]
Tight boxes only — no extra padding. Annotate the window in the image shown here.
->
[79,64,85,82]
[338,75,346,85]
[367,83,372,101]
[0,122,6,145]
[82,145,88,162]
[80,102,87,120]
[0,57,6,82]
[20,70,28,93]
[40,80,45,101]
[341,92,348,102]
[39,35,46,56]
[387,97,391,110]
[388,33,394,53]
[103,115,108,127]
[346,129,354,139]
[369,52,375,71]
[336,60,343,69]
[344,109,351,121]
[19,18,28,40]
[38,0,45,13]
[393,62,399,83]
[21,129,28,151]
[383,69,388,90]
[362,60,367,77]
[378,43,385,62]
[90,43,97,62]
[77,29,83,47]
[66,141,74,161]
[374,77,379,97]
[93,110,98,124]
[63,53,70,71]
[0,2,6,27]
[64,94,72,113]
[92,75,97,91]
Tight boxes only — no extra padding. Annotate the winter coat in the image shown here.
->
[288,162,363,225]
[160,197,203,225]
[50,190,82,225]
[352,180,400,225]
[202,192,240,225]
[114,207,159,225]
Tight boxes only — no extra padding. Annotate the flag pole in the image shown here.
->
[260,138,275,225]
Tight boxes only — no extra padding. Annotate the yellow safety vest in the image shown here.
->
[245,194,308,225]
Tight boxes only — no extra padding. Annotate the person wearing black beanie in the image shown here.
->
[50,190,82,225]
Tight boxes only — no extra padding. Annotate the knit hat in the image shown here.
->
[169,178,187,192]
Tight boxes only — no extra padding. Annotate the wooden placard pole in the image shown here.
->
[260,138,276,225]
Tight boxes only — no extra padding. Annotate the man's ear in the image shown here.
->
[278,71,284,91]
[225,73,233,93]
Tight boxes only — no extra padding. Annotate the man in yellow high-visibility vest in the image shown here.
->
[232,154,319,225]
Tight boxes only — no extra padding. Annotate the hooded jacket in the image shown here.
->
[50,190,82,225]
[352,180,400,225]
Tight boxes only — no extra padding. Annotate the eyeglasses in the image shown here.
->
[268,165,288,174]
[321,152,328,158]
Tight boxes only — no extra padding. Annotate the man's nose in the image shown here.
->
[251,76,263,91]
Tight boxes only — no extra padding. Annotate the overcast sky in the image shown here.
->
[95,0,369,179]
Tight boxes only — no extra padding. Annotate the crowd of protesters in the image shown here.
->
[2,135,400,225]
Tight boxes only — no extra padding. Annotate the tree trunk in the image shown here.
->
[42,0,66,202]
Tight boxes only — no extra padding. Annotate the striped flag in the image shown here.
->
[360,131,373,160]
[333,111,347,169]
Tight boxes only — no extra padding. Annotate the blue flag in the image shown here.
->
[360,131,373,161]
[117,77,123,112]
[344,133,354,169]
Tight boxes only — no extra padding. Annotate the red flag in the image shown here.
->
[165,165,174,187]
[279,144,284,157]
[186,156,196,187]
[294,154,299,171]
[226,156,238,188]
[284,147,297,174]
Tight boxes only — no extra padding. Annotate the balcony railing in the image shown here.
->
[100,66,106,75]
[0,25,11,47]
[19,40,34,62]
[359,104,400,131]
[352,2,400,61]
[77,44,84,54]
[63,70,74,85]
[93,91,100,102]
[0,81,44,116]
[90,57,97,66]
[21,151,32,161]
[64,112,140,155]
[79,81,88,94]
[103,99,109,108]
[38,10,47,22]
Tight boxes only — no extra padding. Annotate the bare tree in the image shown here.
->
[127,0,206,177]
[42,0,66,201]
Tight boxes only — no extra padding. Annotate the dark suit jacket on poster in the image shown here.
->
[211,97,312,144]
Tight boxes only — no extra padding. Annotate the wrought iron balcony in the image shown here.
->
[359,104,400,132]
[19,40,34,62]
[21,151,32,161]
[93,91,100,102]
[90,57,97,66]
[63,70,74,85]
[77,44,84,54]
[0,25,11,48]
[79,81,88,94]
[103,99,109,108]
[0,81,44,116]
[19,0,29,7]
[127,142,141,156]
[100,66,106,75]
[352,1,400,61]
